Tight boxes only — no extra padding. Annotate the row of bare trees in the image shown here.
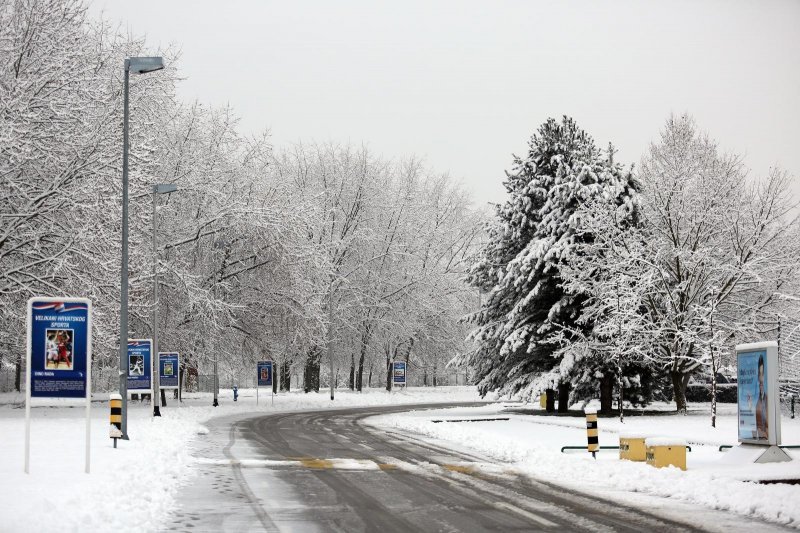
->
[0,0,483,392]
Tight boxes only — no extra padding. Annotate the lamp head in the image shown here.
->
[127,56,165,74]
[153,184,178,194]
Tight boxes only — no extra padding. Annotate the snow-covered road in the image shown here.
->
[2,390,797,532]
[169,404,788,532]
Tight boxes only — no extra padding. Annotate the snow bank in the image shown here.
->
[0,386,481,532]
[367,404,800,528]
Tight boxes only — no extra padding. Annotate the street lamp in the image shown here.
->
[329,281,334,401]
[152,183,177,417]
[118,57,164,439]
[212,238,228,407]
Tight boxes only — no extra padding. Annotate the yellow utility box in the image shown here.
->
[645,437,686,471]
[539,393,547,409]
[619,434,647,462]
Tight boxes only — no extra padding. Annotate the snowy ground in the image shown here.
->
[367,402,800,529]
[5,388,799,531]
[0,386,482,533]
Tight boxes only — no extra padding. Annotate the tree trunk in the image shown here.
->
[281,361,290,392]
[385,354,392,392]
[14,354,22,392]
[348,353,355,390]
[600,373,614,414]
[178,363,184,401]
[423,367,428,386]
[356,323,370,392]
[557,382,570,413]
[304,348,321,393]
[545,388,555,413]
[671,370,691,413]
[711,369,717,428]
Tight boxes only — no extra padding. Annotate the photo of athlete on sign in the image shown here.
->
[129,354,144,376]
[45,329,73,370]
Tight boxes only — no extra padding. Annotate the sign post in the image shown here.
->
[392,361,407,390]
[25,298,92,474]
[733,341,790,463]
[159,352,180,394]
[257,361,274,406]
[127,339,153,400]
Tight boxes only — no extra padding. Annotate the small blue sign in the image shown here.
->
[159,352,179,389]
[28,298,91,398]
[127,339,152,391]
[257,361,273,387]
[393,361,407,385]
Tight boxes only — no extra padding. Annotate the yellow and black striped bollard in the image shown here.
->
[110,393,123,448]
[585,407,599,459]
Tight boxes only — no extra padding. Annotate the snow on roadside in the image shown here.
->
[367,404,800,529]
[0,386,482,532]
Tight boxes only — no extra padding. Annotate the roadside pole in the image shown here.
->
[329,281,334,401]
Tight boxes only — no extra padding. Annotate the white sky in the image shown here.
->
[89,0,800,207]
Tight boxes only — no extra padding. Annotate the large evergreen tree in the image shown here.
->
[465,116,638,398]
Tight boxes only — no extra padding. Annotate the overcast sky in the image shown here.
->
[89,0,800,206]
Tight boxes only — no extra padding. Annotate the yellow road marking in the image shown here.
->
[442,464,475,475]
[298,458,335,470]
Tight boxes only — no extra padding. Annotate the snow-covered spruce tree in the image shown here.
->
[465,117,638,400]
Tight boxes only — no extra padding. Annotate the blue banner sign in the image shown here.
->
[393,361,407,385]
[159,352,179,389]
[257,361,273,387]
[28,298,92,399]
[737,349,769,442]
[127,339,152,392]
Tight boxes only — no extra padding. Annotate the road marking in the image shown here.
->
[197,456,510,476]
[298,457,334,470]
[494,501,558,528]
[442,464,475,475]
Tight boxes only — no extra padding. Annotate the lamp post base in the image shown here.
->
[153,406,161,417]
[213,398,218,407]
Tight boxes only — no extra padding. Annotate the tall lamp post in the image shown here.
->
[119,56,164,439]
[329,281,334,401]
[212,238,228,407]
[152,184,177,417]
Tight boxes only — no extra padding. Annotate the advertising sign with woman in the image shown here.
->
[736,342,780,446]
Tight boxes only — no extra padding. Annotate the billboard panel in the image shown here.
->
[737,342,780,445]
[127,339,152,392]
[27,298,91,399]
[393,361,407,385]
[257,361,273,387]
[159,352,179,389]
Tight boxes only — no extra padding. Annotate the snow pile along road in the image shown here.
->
[367,403,800,529]
[0,386,482,532]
